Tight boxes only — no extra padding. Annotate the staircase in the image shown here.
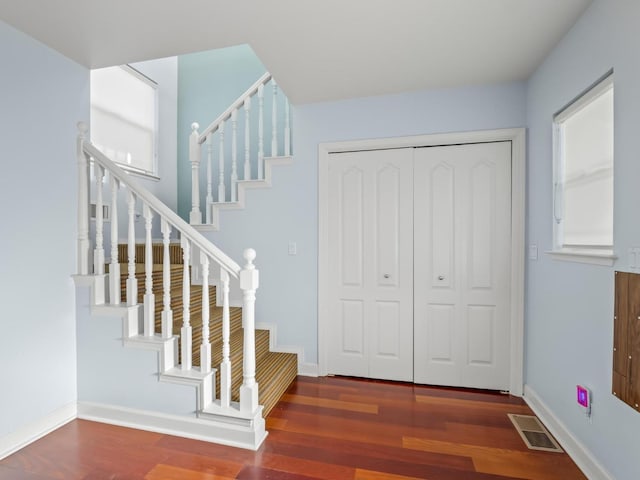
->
[73,71,296,450]
[113,244,297,417]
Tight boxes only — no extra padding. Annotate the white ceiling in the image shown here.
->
[0,0,592,105]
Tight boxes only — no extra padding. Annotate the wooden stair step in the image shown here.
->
[112,243,299,418]
[256,351,298,417]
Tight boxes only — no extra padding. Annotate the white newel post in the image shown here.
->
[189,122,202,224]
[206,136,213,224]
[181,238,192,370]
[231,109,238,202]
[218,123,226,202]
[76,122,90,275]
[200,253,211,373]
[109,176,120,305]
[220,268,231,408]
[258,84,265,179]
[244,97,251,180]
[93,163,105,275]
[143,204,155,336]
[161,219,173,339]
[126,190,138,307]
[239,248,259,414]
[271,80,278,157]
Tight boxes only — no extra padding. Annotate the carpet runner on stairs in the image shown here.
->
[109,244,297,417]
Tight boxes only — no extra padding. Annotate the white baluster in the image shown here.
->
[161,219,173,339]
[257,84,264,179]
[284,96,291,156]
[231,109,238,202]
[143,204,154,337]
[206,136,213,224]
[109,176,120,305]
[220,268,231,408]
[239,248,259,414]
[200,253,211,373]
[93,163,105,275]
[244,97,251,180]
[271,80,278,157]
[189,122,202,225]
[76,122,90,275]
[218,123,226,202]
[126,191,138,307]
[181,238,192,370]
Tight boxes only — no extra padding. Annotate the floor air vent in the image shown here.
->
[507,414,563,453]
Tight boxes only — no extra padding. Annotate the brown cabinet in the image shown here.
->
[613,271,640,411]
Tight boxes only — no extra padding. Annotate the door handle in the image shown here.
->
[438,275,445,280]
[383,274,390,279]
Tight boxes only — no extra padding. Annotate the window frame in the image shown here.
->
[90,64,160,180]
[549,71,616,266]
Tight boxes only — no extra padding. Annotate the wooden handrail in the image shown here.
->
[82,140,241,278]
[198,72,272,144]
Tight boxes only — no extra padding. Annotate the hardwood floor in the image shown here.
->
[0,376,586,479]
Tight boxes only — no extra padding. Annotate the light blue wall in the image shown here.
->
[0,20,88,438]
[205,82,526,366]
[526,1,640,478]
[177,45,267,219]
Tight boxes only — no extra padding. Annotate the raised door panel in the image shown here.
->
[414,142,511,390]
[414,152,458,384]
[327,149,413,381]
[368,153,414,381]
[460,144,511,390]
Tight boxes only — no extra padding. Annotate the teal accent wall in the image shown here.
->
[177,45,267,219]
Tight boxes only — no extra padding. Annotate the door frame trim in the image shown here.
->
[318,128,526,396]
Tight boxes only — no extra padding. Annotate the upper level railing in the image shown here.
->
[76,122,260,416]
[188,73,291,225]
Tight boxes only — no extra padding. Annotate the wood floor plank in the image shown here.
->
[354,469,423,480]
[145,464,234,480]
[281,393,379,414]
[403,436,587,480]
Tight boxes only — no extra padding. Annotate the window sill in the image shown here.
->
[545,249,617,266]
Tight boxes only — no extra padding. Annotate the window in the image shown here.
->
[551,72,614,263]
[90,65,158,177]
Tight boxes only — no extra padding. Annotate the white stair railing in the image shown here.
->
[189,73,292,224]
[76,122,261,418]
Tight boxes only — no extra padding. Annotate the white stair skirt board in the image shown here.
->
[523,385,614,480]
[77,402,267,451]
[74,274,266,448]
[197,155,293,231]
[0,402,77,460]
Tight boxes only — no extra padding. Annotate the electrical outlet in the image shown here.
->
[288,241,297,256]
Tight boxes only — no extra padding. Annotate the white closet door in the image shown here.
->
[413,142,512,390]
[326,148,414,381]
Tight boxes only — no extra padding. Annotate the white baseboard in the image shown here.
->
[523,385,613,480]
[0,403,77,460]
[77,402,266,451]
[299,363,319,377]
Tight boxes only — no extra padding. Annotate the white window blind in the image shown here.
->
[90,65,158,176]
